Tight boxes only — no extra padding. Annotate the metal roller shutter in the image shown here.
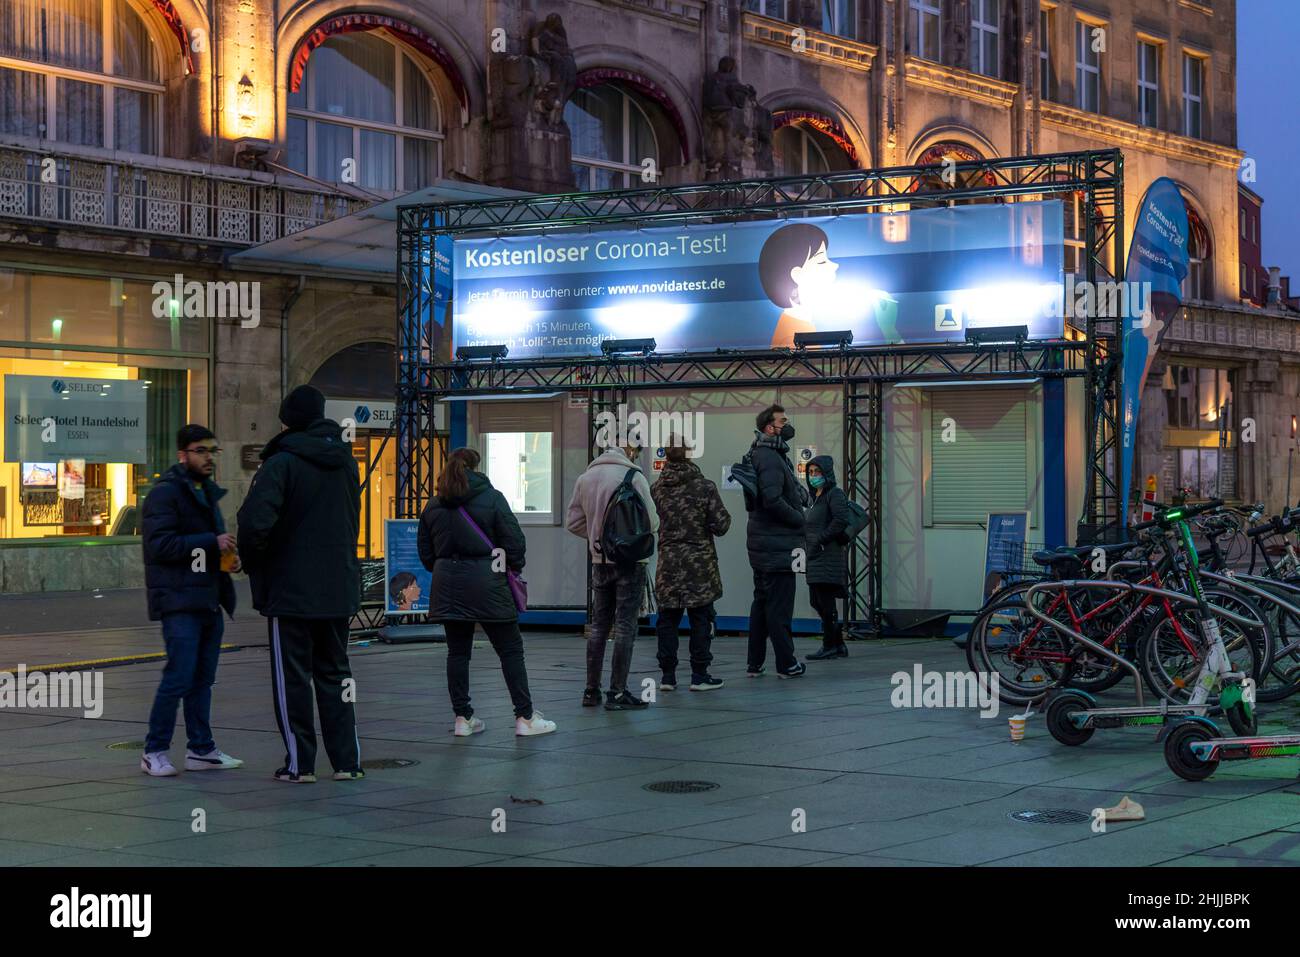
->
[928,388,1034,525]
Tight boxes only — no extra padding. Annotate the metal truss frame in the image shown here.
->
[396,149,1125,634]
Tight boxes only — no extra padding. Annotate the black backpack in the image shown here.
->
[837,497,870,545]
[730,453,759,511]
[597,468,655,566]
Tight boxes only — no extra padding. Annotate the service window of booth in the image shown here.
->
[924,387,1038,527]
[476,401,560,525]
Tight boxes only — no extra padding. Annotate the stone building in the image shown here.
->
[0,0,1288,589]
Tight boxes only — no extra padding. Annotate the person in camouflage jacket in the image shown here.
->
[651,442,732,691]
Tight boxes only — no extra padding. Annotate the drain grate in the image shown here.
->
[360,758,419,770]
[106,740,146,751]
[643,780,719,794]
[1008,808,1091,825]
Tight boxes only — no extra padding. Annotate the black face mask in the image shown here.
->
[779,423,795,441]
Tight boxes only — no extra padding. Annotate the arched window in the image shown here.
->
[287,30,443,193]
[772,113,858,179]
[911,142,997,204]
[0,0,163,152]
[566,84,660,190]
[1182,201,1212,301]
[774,125,829,176]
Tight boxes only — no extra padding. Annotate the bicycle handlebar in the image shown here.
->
[1246,508,1300,539]
[1133,499,1224,531]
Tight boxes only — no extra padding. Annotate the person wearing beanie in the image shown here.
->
[237,384,364,784]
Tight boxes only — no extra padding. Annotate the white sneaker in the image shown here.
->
[141,751,178,777]
[185,748,244,771]
[515,711,557,736]
[454,715,486,737]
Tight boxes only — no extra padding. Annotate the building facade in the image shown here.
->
[4,0,1295,592]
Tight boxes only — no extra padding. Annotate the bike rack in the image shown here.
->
[1201,570,1300,623]
[1022,579,1262,708]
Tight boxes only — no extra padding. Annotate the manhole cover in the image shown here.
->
[1008,808,1091,825]
[106,741,146,751]
[643,780,719,794]
[360,758,419,770]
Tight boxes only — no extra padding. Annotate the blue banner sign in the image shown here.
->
[1119,178,1190,525]
[451,201,1065,358]
[383,519,431,616]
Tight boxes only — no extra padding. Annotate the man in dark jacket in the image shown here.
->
[140,424,243,777]
[237,385,363,783]
[803,454,851,660]
[745,403,808,679]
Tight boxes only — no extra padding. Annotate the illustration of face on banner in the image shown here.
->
[450,202,1066,358]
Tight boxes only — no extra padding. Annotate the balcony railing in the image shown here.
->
[0,142,370,247]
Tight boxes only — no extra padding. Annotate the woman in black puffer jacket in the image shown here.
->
[418,448,555,737]
[803,454,851,661]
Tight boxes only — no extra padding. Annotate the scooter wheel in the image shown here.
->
[1045,691,1095,746]
[1226,700,1257,737]
[1164,721,1221,782]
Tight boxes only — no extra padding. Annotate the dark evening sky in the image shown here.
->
[1238,0,1300,278]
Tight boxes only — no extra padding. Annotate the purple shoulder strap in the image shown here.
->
[457,506,495,549]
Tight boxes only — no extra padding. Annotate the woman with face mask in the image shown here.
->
[802,455,851,660]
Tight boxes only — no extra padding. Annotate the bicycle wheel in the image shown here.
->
[1138,598,1260,709]
[1204,589,1274,679]
[1061,593,1141,695]
[1257,595,1300,702]
[967,584,1066,706]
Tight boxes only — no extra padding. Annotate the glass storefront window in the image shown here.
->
[0,353,204,539]
[0,267,209,542]
[0,270,208,353]
[1164,364,1234,431]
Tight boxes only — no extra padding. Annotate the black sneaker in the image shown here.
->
[659,674,677,691]
[273,767,317,783]
[778,662,807,679]
[582,687,602,707]
[806,644,849,661]
[746,665,766,678]
[690,674,724,691]
[604,690,650,710]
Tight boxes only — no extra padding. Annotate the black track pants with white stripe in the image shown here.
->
[267,616,360,775]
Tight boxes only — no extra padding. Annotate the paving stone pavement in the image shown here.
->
[3,627,1300,867]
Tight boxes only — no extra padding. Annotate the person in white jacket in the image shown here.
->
[565,441,660,710]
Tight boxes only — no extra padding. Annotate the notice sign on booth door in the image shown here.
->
[796,447,817,476]
[4,375,147,463]
[983,511,1030,601]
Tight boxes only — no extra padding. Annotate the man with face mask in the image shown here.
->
[566,438,660,709]
[744,403,808,678]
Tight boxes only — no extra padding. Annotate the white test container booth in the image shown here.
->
[450,376,1086,632]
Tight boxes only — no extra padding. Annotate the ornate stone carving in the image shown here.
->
[485,14,576,193]
[530,14,578,129]
[489,13,577,132]
[702,57,773,181]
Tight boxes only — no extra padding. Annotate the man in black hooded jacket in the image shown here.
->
[237,385,362,783]
[745,403,808,679]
